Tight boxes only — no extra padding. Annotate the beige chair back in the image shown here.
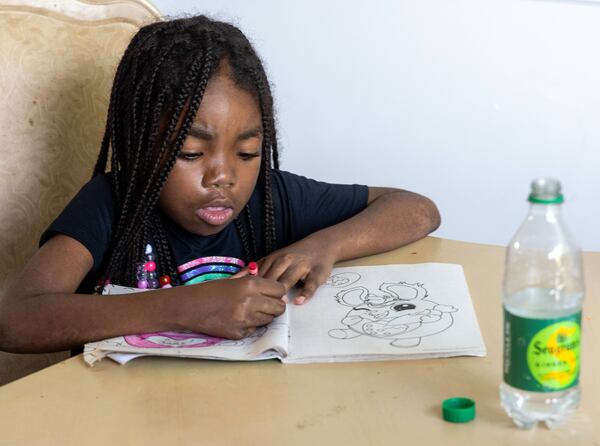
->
[0,0,160,385]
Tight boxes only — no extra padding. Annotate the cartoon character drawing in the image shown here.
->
[328,282,458,347]
[324,272,361,289]
[124,327,267,349]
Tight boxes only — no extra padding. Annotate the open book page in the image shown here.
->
[83,285,289,366]
[285,263,486,363]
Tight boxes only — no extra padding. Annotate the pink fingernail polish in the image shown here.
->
[282,296,289,304]
[296,296,305,305]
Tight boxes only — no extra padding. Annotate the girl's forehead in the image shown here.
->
[207,61,257,98]
[191,72,262,130]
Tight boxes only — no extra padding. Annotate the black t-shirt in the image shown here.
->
[40,170,368,293]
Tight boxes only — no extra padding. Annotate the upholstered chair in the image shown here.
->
[0,0,161,385]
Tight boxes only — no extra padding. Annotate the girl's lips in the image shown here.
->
[195,206,234,226]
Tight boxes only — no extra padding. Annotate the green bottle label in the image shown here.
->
[503,308,581,392]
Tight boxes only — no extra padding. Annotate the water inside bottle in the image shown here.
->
[502,287,583,429]
[504,287,583,319]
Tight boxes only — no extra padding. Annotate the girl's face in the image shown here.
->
[158,67,263,236]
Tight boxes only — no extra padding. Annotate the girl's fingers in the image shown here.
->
[230,275,286,297]
[241,326,256,338]
[277,263,309,291]
[255,253,332,305]
[246,312,273,328]
[256,257,274,277]
[295,269,328,305]
[254,277,287,298]
[255,294,287,316]
[230,269,249,279]
[261,256,295,282]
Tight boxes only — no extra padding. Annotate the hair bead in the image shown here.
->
[137,280,149,289]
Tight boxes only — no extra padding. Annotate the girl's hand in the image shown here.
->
[183,276,286,339]
[257,243,337,305]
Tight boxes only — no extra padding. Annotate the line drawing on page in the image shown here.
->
[324,272,362,288]
[328,281,458,347]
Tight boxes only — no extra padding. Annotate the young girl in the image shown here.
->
[0,16,440,353]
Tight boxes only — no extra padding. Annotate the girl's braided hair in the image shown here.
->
[93,16,279,287]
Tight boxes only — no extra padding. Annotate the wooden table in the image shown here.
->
[0,237,597,445]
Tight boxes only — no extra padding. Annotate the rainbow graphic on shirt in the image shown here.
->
[176,256,245,285]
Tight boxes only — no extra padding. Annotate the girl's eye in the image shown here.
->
[178,152,202,161]
[238,152,260,161]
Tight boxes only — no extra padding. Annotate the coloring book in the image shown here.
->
[83,263,486,366]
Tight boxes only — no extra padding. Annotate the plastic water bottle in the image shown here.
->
[500,178,584,429]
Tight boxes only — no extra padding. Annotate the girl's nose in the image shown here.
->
[202,158,235,189]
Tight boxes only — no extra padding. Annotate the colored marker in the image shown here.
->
[248,261,258,276]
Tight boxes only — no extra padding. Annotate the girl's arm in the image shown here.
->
[0,235,285,353]
[256,187,440,303]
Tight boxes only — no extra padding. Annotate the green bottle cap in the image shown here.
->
[528,177,564,204]
[442,397,476,423]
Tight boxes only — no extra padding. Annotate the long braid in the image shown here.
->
[244,206,258,259]
[93,29,145,178]
[112,47,211,258]
[151,213,179,285]
[250,66,279,255]
[234,216,253,261]
[263,145,277,254]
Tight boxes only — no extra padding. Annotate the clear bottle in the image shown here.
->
[500,178,584,429]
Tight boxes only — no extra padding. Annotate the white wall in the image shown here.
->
[152,0,600,251]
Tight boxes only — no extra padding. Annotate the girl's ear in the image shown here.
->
[380,282,428,301]
[335,287,369,307]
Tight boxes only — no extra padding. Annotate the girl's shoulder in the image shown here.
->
[270,169,330,195]
[40,173,117,271]
[271,169,322,183]
[79,173,115,199]
[69,173,117,216]
[270,169,368,203]
[267,169,368,242]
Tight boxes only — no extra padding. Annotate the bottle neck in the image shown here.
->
[528,202,562,220]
